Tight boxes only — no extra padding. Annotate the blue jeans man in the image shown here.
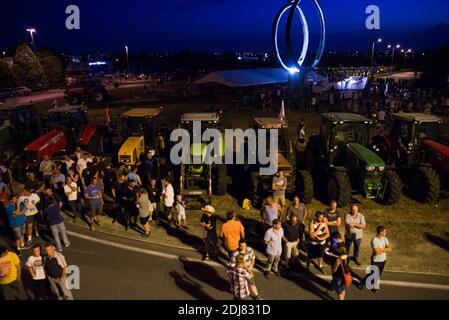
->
[345,237,362,264]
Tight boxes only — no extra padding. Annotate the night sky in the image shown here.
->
[1,0,449,53]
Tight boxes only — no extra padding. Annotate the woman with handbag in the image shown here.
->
[331,244,352,300]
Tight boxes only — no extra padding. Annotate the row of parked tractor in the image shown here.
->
[0,102,448,207]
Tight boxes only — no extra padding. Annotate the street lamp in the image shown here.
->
[124,45,130,76]
[403,49,412,67]
[26,28,36,51]
[388,44,400,66]
[371,38,382,67]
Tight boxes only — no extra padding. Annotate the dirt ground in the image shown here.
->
[35,88,449,275]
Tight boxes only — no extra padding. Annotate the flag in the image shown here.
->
[278,99,286,122]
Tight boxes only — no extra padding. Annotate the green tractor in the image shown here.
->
[303,113,402,207]
[247,118,314,206]
[0,105,41,182]
[177,113,228,201]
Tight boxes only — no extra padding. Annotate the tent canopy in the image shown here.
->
[194,68,326,87]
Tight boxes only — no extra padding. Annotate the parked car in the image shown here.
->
[30,83,48,92]
[0,88,14,98]
[13,87,32,96]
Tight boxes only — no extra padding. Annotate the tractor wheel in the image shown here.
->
[304,147,316,173]
[249,171,261,207]
[213,165,227,196]
[410,167,441,203]
[296,170,314,204]
[327,172,352,207]
[91,91,105,103]
[67,95,80,105]
[382,170,402,205]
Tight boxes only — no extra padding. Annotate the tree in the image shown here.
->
[11,43,45,87]
[37,51,64,88]
[0,60,14,89]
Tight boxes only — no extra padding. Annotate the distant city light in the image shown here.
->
[89,61,107,66]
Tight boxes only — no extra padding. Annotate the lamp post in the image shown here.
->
[388,44,400,66]
[403,49,412,68]
[26,28,36,51]
[371,38,382,67]
[124,45,130,76]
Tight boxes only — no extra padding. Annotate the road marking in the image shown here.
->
[312,274,449,291]
[67,230,449,291]
[66,230,215,265]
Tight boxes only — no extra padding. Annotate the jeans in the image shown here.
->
[345,237,362,258]
[48,277,73,300]
[0,280,27,300]
[32,279,48,300]
[204,238,218,259]
[67,200,82,219]
[50,222,70,251]
[265,254,281,273]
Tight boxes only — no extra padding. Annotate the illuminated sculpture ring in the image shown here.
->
[273,0,326,73]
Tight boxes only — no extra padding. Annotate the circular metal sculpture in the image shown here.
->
[273,0,326,73]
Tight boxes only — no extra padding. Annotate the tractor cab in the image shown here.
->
[253,118,293,175]
[0,105,40,182]
[117,108,164,166]
[320,113,373,167]
[178,112,227,199]
[389,113,443,165]
[25,105,89,167]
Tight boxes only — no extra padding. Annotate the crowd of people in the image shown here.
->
[0,142,394,300]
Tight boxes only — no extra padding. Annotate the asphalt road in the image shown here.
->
[3,223,447,300]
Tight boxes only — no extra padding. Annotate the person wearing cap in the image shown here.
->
[200,205,218,261]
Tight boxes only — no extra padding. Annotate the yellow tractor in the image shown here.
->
[117,108,164,167]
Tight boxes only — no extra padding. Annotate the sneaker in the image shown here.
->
[21,244,31,250]
[183,226,189,230]
[64,243,71,248]
[264,271,270,279]
[89,224,95,231]
[17,250,23,257]
[273,270,281,277]
[353,258,361,266]
[26,240,32,247]
[57,248,63,253]
[252,295,262,300]
[202,256,210,262]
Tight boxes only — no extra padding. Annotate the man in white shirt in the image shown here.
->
[162,178,175,228]
[18,189,40,247]
[76,152,92,180]
[26,244,47,300]
[64,176,82,222]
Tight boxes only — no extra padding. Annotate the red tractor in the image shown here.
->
[371,113,449,203]
[65,78,108,105]
[24,105,105,168]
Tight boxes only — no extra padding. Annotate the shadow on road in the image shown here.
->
[169,271,215,300]
[425,232,449,252]
[178,256,231,293]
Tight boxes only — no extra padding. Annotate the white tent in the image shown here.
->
[194,68,326,87]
